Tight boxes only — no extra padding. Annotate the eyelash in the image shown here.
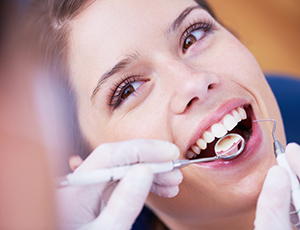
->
[181,19,213,52]
[108,75,142,108]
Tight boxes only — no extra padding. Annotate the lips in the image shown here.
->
[186,105,253,160]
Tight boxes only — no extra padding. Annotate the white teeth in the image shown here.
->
[211,123,227,138]
[232,110,242,122]
[196,138,207,150]
[203,131,215,143]
[191,145,201,155]
[238,107,247,120]
[223,114,238,131]
[188,106,249,157]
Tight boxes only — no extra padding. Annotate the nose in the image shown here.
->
[164,61,220,114]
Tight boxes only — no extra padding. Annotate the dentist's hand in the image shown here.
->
[254,143,300,230]
[56,139,182,230]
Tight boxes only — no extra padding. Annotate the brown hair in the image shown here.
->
[26,0,94,73]
[25,0,98,158]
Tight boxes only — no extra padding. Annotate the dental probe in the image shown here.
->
[254,119,300,221]
[56,156,218,187]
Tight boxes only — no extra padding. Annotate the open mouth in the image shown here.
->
[186,105,253,160]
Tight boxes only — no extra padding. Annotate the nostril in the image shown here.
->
[207,82,219,90]
[187,97,198,107]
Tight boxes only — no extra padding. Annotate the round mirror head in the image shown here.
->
[214,133,245,160]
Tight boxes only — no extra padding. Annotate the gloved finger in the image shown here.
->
[286,142,300,176]
[153,169,183,187]
[150,183,180,198]
[254,166,292,230]
[69,155,83,171]
[75,139,179,173]
[90,164,153,230]
[150,170,182,198]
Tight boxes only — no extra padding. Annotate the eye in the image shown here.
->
[183,30,205,51]
[109,75,145,108]
[120,81,142,100]
[181,21,213,53]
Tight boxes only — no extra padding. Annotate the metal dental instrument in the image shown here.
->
[254,119,300,222]
[56,133,245,187]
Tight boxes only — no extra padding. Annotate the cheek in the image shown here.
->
[111,112,169,141]
[221,38,285,142]
[211,35,284,138]
[84,106,171,148]
[215,35,264,86]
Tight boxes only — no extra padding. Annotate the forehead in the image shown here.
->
[71,0,197,42]
[68,0,197,74]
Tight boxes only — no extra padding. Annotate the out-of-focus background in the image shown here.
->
[209,0,300,78]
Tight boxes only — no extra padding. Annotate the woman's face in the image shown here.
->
[68,0,285,227]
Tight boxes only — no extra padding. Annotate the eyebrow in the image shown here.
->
[90,53,140,101]
[167,5,202,34]
[91,5,201,102]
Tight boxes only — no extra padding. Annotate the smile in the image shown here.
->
[186,105,253,160]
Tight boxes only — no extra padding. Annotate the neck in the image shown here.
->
[157,209,256,230]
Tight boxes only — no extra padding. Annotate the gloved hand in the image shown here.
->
[56,139,183,230]
[254,143,300,230]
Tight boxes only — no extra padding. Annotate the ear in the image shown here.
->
[69,155,83,171]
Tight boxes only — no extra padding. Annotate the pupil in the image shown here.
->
[184,35,197,50]
[121,85,134,100]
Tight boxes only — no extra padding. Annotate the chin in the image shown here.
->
[147,165,271,228]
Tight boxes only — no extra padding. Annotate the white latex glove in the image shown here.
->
[254,143,300,230]
[56,139,182,230]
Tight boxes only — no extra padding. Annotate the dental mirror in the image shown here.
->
[188,133,246,165]
[214,133,245,160]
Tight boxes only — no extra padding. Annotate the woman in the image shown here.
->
[28,0,298,229]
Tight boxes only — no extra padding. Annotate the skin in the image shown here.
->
[67,0,285,229]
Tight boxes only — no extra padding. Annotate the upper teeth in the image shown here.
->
[188,106,247,158]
